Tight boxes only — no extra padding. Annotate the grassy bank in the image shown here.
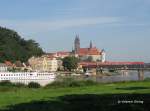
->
[0,80,150,111]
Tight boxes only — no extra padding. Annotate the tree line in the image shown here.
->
[0,26,44,63]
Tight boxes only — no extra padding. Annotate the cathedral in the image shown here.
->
[48,35,106,62]
[74,35,106,62]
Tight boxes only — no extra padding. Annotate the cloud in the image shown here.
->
[0,17,120,33]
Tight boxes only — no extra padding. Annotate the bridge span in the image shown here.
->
[79,62,150,80]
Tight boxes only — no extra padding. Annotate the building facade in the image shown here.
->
[74,36,106,62]
[47,35,106,63]
[28,56,58,72]
[0,63,8,72]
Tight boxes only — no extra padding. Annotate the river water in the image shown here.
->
[91,71,150,83]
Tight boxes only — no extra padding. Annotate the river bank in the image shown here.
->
[0,80,150,111]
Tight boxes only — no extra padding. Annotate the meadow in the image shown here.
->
[0,80,150,111]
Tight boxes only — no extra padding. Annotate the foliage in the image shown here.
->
[144,77,150,81]
[14,83,26,88]
[0,81,26,88]
[62,56,79,71]
[0,26,44,62]
[45,78,98,88]
[28,82,41,88]
[0,80,14,87]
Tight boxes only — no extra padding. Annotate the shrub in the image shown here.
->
[14,83,26,88]
[45,77,98,88]
[82,80,98,85]
[144,77,150,81]
[0,80,15,87]
[0,81,27,88]
[28,82,41,88]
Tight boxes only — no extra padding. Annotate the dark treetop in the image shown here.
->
[0,26,44,63]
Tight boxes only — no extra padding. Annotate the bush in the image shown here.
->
[14,83,26,88]
[28,82,41,88]
[45,77,98,88]
[0,81,27,88]
[144,77,150,81]
[0,80,15,87]
[82,80,98,85]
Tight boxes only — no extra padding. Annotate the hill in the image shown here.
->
[0,26,44,62]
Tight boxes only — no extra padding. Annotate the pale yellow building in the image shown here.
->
[28,56,58,72]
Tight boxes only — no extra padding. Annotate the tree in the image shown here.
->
[62,56,79,71]
[0,26,44,62]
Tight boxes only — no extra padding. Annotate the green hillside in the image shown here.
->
[0,27,44,62]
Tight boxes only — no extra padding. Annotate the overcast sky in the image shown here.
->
[0,0,150,62]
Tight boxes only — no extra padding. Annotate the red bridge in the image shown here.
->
[79,61,150,81]
[79,61,145,69]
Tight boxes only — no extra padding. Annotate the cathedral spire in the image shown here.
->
[74,35,80,54]
[90,40,92,49]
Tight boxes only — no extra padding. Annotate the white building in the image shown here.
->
[101,49,106,62]
[0,63,8,72]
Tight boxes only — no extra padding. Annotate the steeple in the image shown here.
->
[74,35,80,54]
[90,41,92,49]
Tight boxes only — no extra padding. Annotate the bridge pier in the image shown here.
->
[121,70,129,76]
[138,69,144,81]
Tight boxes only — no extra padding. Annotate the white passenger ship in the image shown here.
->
[0,72,56,86]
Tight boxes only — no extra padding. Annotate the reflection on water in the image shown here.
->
[94,71,150,83]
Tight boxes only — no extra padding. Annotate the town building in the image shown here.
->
[46,51,71,59]
[28,55,58,72]
[47,35,106,62]
[0,63,8,72]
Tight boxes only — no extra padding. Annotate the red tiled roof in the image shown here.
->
[56,51,70,56]
[47,55,55,59]
[4,61,13,66]
[77,47,101,56]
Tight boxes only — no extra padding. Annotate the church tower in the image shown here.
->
[90,41,93,49]
[74,35,80,54]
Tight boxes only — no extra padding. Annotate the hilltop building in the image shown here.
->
[47,35,106,62]
[74,35,106,62]
[74,35,80,54]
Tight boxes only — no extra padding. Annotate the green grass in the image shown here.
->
[0,81,150,111]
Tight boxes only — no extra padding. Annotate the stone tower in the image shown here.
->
[74,35,80,54]
[90,41,93,49]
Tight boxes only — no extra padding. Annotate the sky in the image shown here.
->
[0,0,150,62]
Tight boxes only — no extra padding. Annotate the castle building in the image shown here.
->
[47,35,106,63]
[74,35,106,62]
